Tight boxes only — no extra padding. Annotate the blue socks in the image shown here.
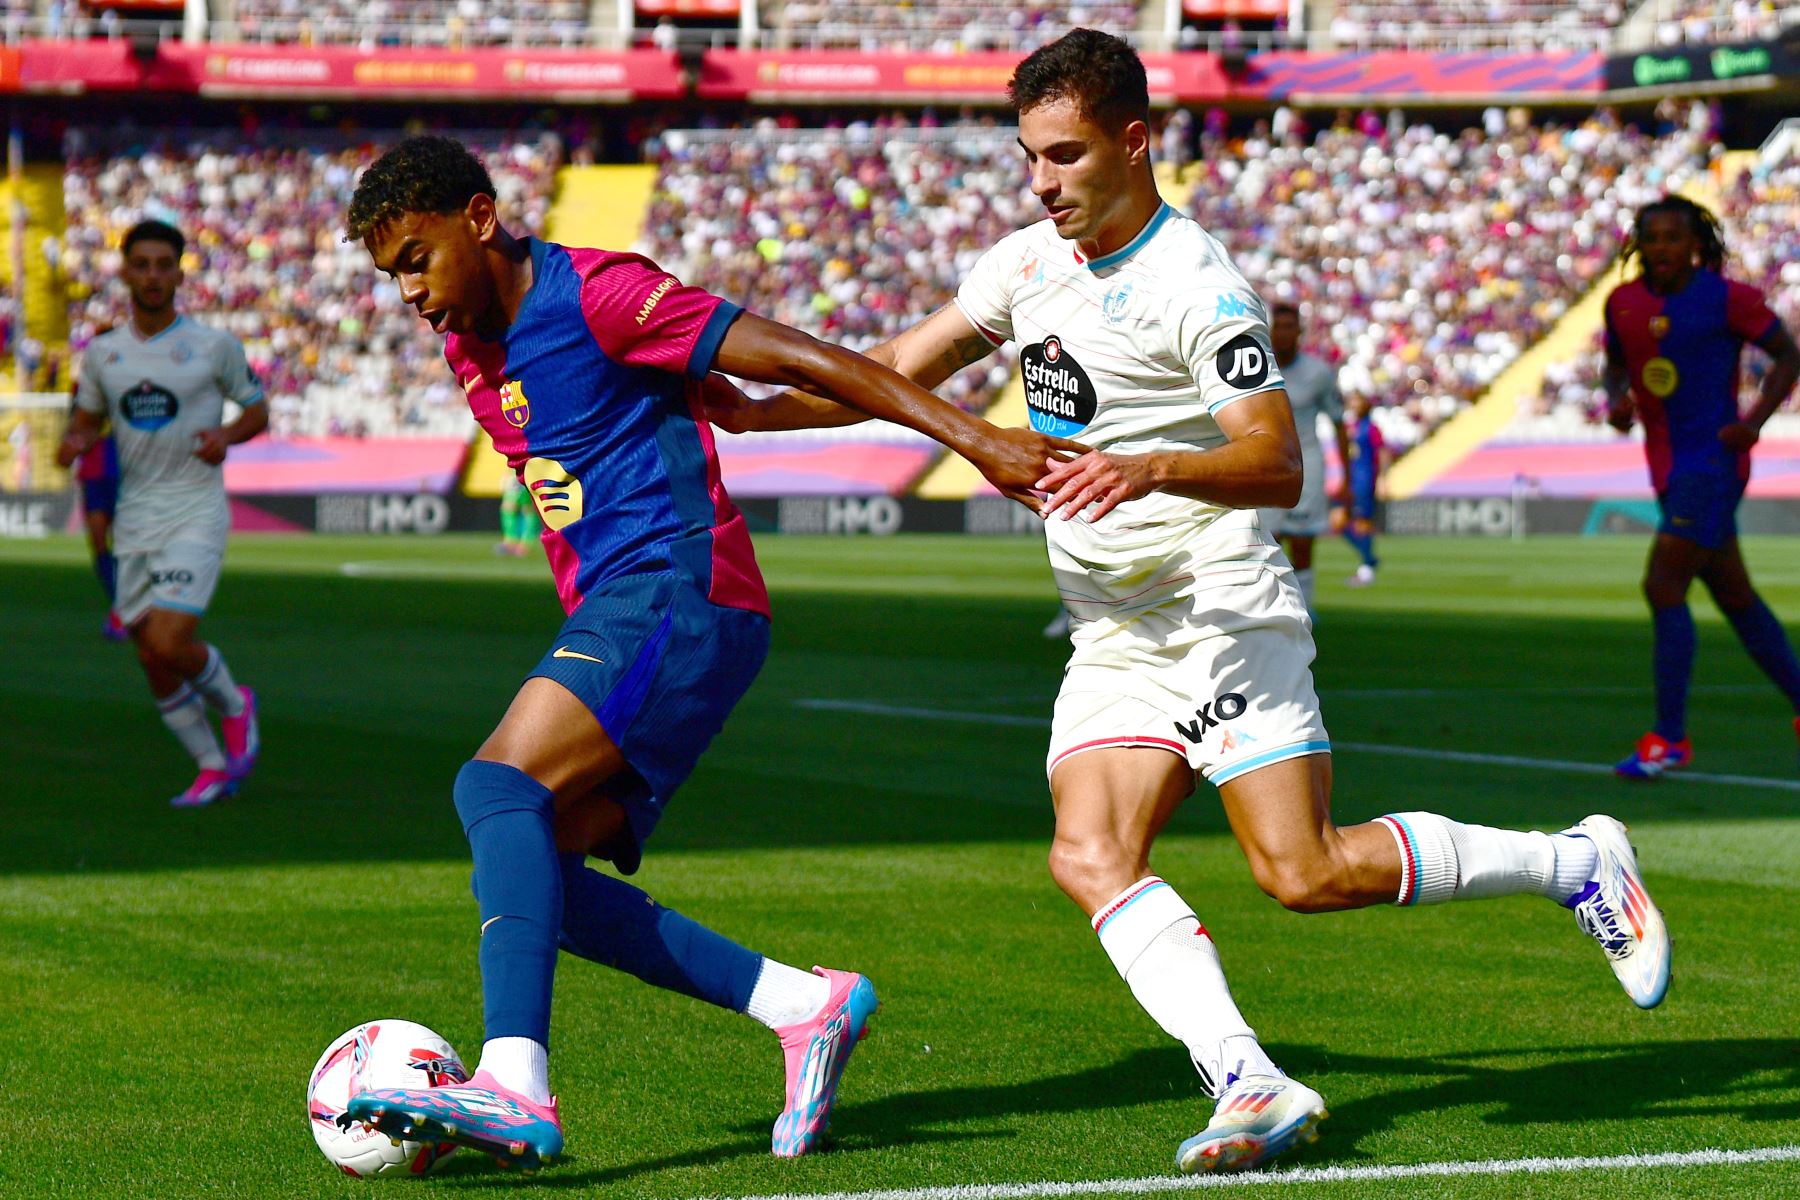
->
[1343,527,1377,568]
[1723,597,1800,711]
[557,852,764,1013]
[95,550,115,600]
[454,760,562,1047]
[1651,604,1696,741]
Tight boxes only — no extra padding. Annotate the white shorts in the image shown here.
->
[1259,476,1331,540]
[1047,564,1330,786]
[116,537,225,625]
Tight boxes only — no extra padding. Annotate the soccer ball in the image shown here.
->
[306,1019,468,1179]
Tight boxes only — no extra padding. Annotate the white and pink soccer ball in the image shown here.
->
[306,1019,468,1178]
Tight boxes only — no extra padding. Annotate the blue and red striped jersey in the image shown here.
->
[1605,268,1778,490]
[446,239,768,617]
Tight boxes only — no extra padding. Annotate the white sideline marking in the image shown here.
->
[709,1145,1800,1200]
[793,699,1800,793]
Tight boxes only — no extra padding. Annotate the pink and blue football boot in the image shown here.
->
[345,1069,563,1171]
[770,966,878,1157]
[1614,731,1691,780]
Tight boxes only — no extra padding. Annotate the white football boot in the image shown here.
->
[1562,815,1671,1009]
[1176,1074,1327,1175]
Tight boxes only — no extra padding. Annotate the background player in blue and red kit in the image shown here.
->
[72,408,126,640]
[339,136,1079,1171]
[1335,392,1388,588]
[1604,195,1800,778]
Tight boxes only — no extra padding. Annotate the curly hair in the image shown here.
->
[1622,194,1727,276]
[1007,28,1149,132]
[344,135,497,242]
[122,219,184,259]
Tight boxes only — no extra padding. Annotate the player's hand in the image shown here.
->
[700,374,754,433]
[1605,395,1635,433]
[1718,421,1760,454]
[55,430,95,468]
[1036,449,1155,522]
[193,428,231,465]
[969,426,1086,513]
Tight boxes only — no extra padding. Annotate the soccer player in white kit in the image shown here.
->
[58,220,268,808]
[708,30,1671,1175]
[1256,302,1347,614]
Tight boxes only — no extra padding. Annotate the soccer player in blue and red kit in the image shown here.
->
[1336,393,1387,588]
[339,137,1079,1171]
[73,417,126,640]
[1605,195,1800,778]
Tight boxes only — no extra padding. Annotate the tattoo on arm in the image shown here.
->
[938,331,994,376]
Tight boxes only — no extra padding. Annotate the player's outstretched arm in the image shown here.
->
[706,303,1001,434]
[1037,388,1301,522]
[712,311,1079,509]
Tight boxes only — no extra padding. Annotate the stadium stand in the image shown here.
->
[636,121,1029,413]
[1646,0,1795,45]
[62,133,563,438]
[1525,151,1800,434]
[220,0,592,48]
[766,1,1142,51]
[1326,1,1623,50]
[1189,113,1711,451]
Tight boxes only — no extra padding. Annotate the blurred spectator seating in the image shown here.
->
[1190,111,1709,451]
[638,119,1032,412]
[767,1,1142,52]
[64,133,562,438]
[221,0,592,48]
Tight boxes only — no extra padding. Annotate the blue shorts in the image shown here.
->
[81,473,118,516]
[1657,472,1743,550]
[528,572,770,873]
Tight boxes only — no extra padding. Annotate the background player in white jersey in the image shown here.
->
[708,30,1669,1175]
[58,220,268,808]
[1256,302,1347,613]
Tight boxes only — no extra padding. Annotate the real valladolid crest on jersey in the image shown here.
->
[1022,335,1097,437]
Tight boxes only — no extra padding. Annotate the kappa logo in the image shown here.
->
[1174,691,1248,744]
[1213,293,1251,321]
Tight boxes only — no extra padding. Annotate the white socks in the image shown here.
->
[157,684,226,770]
[1378,813,1597,905]
[191,645,245,716]
[1092,877,1278,1096]
[478,1036,550,1104]
[744,958,830,1029]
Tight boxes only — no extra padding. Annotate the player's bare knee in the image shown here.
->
[1256,854,1349,914]
[1047,837,1134,910]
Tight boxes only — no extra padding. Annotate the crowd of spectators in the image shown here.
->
[1526,152,1800,435]
[64,133,562,438]
[763,1,1142,53]
[1327,1,1623,50]
[1189,109,1707,450]
[223,0,590,48]
[637,118,1033,412]
[1648,0,1795,46]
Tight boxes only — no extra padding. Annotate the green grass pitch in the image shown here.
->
[3,532,1799,1198]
